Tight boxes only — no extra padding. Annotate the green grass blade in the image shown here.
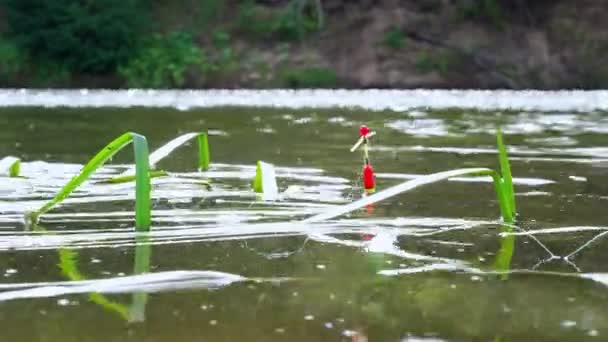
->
[253,161,279,200]
[488,173,514,223]
[132,133,151,231]
[30,132,151,231]
[9,159,20,177]
[33,132,133,218]
[143,132,209,170]
[110,132,210,182]
[496,128,516,217]
[198,133,210,171]
[493,225,515,280]
[0,156,20,177]
[253,161,263,193]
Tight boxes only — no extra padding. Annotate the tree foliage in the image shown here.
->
[2,0,144,73]
[118,31,206,88]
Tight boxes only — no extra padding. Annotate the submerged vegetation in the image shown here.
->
[12,127,515,237]
[26,132,211,231]
[27,132,152,231]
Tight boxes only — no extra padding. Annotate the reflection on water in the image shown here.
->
[0,100,607,340]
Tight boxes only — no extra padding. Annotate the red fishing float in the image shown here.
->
[351,124,376,194]
[362,163,375,191]
[359,125,370,137]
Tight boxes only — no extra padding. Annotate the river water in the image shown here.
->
[0,90,607,341]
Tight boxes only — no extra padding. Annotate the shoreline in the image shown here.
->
[0,89,607,112]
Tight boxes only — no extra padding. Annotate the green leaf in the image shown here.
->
[0,156,20,177]
[9,159,20,177]
[252,160,279,201]
[132,134,151,231]
[496,127,516,218]
[198,133,210,171]
[253,161,263,193]
[109,132,211,183]
[493,225,515,280]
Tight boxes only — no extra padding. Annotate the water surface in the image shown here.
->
[0,97,607,341]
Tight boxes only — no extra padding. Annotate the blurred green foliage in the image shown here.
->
[30,62,72,87]
[382,27,407,50]
[237,0,321,41]
[3,0,144,73]
[0,38,23,82]
[209,30,235,72]
[416,51,464,77]
[118,31,205,88]
[458,0,504,30]
[0,0,575,89]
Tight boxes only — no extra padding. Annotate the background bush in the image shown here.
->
[3,0,144,73]
[118,31,206,88]
[0,37,23,83]
[237,0,321,41]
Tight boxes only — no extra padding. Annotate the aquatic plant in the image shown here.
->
[24,127,513,242]
[28,131,211,232]
[0,156,20,177]
[111,131,210,183]
[253,160,279,200]
[28,132,152,231]
[496,127,516,216]
[494,225,515,279]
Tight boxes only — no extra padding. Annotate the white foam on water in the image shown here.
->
[2,89,608,111]
[0,270,251,301]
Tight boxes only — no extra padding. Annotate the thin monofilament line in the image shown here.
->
[565,230,608,260]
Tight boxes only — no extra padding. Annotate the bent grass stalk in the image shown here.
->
[253,161,279,200]
[111,132,210,183]
[29,132,212,231]
[29,132,151,232]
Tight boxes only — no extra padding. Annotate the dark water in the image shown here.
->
[0,106,607,341]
